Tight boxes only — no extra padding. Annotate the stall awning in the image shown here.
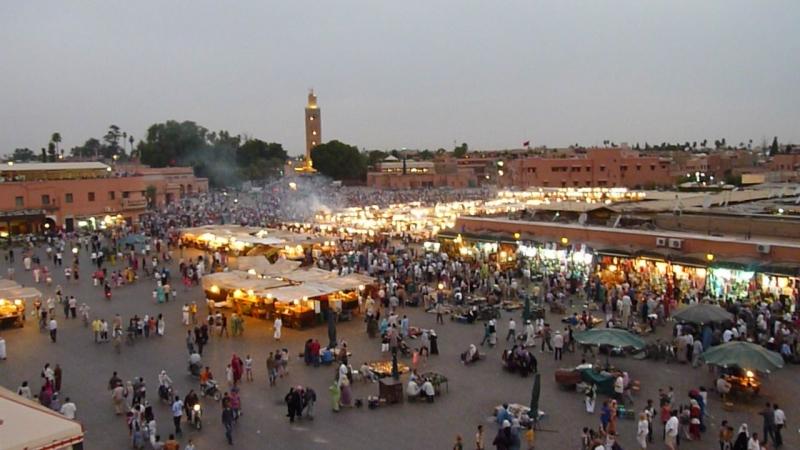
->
[0,386,84,450]
[758,262,800,278]
[267,284,339,303]
[595,248,633,258]
[236,256,301,276]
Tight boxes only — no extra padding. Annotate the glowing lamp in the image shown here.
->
[513,232,520,240]
[72,247,78,254]
[437,283,444,290]
[193,404,201,412]
[210,285,220,294]
[560,237,569,245]
[706,253,715,262]
[745,370,754,378]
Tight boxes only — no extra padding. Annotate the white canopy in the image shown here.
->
[0,385,84,450]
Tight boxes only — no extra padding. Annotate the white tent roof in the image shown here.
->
[0,385,84,450]
[236,257,301,275]
[0,279,20,290]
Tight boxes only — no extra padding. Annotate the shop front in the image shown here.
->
[707,266,755,301]
[595,251,707,303]
[518,243,594,279]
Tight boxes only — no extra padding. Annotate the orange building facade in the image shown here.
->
[0,162,207,234]
[367,159,478,189]
[503,148,673,189]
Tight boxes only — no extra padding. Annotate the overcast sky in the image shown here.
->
[1,1,798,156]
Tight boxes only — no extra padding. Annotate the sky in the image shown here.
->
[1,1,799,157]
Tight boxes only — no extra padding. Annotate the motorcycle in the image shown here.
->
[158,384,173,404]
[200,379,221,401]
[190,403,202,430]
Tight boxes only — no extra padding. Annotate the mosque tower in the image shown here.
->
[304,89,321,165]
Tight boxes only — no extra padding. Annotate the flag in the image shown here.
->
[522,141,530,147]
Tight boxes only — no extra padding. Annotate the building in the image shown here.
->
[0,162,207,234]
[305,89,321,161]
[503,148,673,189]
[366,157,478,189]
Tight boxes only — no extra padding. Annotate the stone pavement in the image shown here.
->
[0,247,798,449]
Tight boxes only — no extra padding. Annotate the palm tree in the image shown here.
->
[50,132,62,155]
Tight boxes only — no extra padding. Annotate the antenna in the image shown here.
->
[612,215,622,228]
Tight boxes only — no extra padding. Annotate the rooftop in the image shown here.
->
[0,162,109,172]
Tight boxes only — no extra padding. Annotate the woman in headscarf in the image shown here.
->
[732,423,749,450]
[637,412,649,449]
[329,380,341,412]
[689,399,702,440]
[231,354,243,385]
[339,375,353,407]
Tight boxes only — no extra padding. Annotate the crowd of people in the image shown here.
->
[3,179,798,450]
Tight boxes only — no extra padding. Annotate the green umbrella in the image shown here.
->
[573,328,646,349]
[573,328,646,368]
[672,303,734,325]
[700,341,785,373]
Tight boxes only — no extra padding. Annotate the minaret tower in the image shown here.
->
[304,89,321,167]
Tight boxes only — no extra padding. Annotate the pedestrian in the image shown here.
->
[759,402,775,447]
[304,387,316,419]
[453,434,464,450]
[774,403,785,448]
[664,410,679,450]
[476,424,485,450]
[171,396,183,436]
[222,405,234,445]
[186,329,195,354]
[273,316,282,341]
[636,412,648,449]
[266,352,277,386]
[245,354,253,381]
[506,318,516,342]
[60,396,77,419]
[163,434,179,450]
[54,364,62,392]
[553,331,564,361]
[49,317,58,343]
[17,381,32,399]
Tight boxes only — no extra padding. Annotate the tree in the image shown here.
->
[138,120,209,167]
[40,148,47,162]
[70,138,103,158]
[47,142,56,162]
[310,140,366,181]
[103,125,124,158]
[418,149,434,160]
[771,136,779,155]
[11,148,35,162]
[366,150,388,167]
[453,142,468,158]
[235,139,287,180]
[50,132,61,155]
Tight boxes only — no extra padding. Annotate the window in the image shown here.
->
[650,165,656,171]
[65,193,73,203]
[636,165,642,171]
[15,196,23,207]
[122,192,130,199]
[586,167,591,172]
[600,166,606,172]
[108,191,116,200]
[41,195,50,205]
[88,192,95,202]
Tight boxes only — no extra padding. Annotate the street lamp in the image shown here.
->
[706,253,715,262]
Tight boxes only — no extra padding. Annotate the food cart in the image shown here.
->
[0,298,25,328]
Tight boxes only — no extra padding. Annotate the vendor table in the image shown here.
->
[379,378,403,404]
[367,361,409,378]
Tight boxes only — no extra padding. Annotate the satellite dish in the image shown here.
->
[578,213,588,225]
[702,194,712,209]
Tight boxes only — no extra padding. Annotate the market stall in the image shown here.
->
[707,265,756,301]
[0,385,84,449]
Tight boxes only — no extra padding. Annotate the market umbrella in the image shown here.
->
[573,328,646,368]
[673,303,734,325]
[700,341,785,373]
[528,372,541,423]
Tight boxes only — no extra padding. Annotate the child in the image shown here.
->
[245,354,253,381]
[524,424,535,449]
